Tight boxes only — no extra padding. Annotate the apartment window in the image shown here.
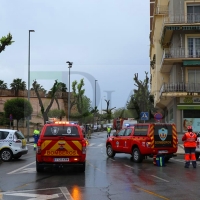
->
[188,38,200,57]
[188,69,200,92]
[188,70,200,83]
[187,4,200,23]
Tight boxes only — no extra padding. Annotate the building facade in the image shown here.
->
[150,0,200,133]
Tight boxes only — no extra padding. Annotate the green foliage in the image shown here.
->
[4,98,33,129]
[127,72,155,120]
[113,108,136,119]
[10,78,26,96]
[0,112,9,125]
[48,109,65,118]
[0,33,14,53]
[0,80,8,89]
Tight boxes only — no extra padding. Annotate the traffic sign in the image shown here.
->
[9,114,13,121]
[154,113,163,120]
[140,112,149,120]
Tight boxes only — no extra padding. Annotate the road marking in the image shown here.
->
[133,184,170,200]
[7,161,36,174]
[1,187,73,200]
[98,143,104,146]
[151,175,169,182]
[59,187,74,200]
[4,192,60,199]
[87,162,106,174]
[124,164,134,169]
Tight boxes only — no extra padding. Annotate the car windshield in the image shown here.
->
[15,131,25,139]
[44,126,80,137]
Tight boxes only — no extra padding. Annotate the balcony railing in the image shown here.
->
[164,14,200,24]
[160,83,200,96]
[162,47,200,60]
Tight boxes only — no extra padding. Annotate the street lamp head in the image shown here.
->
[66,61,73,68]
[29,30,35,32]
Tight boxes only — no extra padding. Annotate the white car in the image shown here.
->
[0,129,28,161]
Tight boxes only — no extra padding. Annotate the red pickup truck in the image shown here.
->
[106,123,178,163]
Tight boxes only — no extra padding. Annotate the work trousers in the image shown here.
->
[184,147,196,168]
[107,132,111,138]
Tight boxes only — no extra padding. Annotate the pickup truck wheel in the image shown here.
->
[106,145,116,157]
[36,160,43,173]
[196,153,199,160]
[132,148,143,163]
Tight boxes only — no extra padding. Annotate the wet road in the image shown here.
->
[0,131,200,200]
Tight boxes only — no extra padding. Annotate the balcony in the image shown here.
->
[160,14,200,46]
[160,82,200,97]
[154,5,168,15]
[160,48,200,72]
[164,14,200,24]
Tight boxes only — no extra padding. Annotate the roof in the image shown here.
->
[0,129,17,132]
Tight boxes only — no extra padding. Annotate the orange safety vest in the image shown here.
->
[183,132,197,148]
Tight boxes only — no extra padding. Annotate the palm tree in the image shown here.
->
[10,78,26,96]
[0,80,8,89]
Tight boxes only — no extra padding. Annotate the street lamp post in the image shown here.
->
[27,30,35,143]
[101,96,106,114]
[66,61,73,121]
[95,80,97,110]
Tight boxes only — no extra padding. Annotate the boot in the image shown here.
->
[184,161,190,168]
[192,161,196,168]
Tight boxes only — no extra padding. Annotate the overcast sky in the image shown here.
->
[0,0,150,111]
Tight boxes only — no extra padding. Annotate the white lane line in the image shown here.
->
[7,161,36,174]
[124,164,134,169]
[151,175,169,182]
[59,187,74,200]
[87,162,106,174]
[98,143,104,147]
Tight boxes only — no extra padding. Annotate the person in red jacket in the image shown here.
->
[182,125,197,168]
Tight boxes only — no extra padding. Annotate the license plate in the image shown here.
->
[158,150,168,153]
[54,158,69,162]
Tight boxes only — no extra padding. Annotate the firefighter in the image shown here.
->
[107,126,111,138]
[33,126,40,151]
[182,125,197,168]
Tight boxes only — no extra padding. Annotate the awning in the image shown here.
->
[177,105,200,110]
[183,60,200,66]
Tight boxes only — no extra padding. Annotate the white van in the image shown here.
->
[122,118,137,128]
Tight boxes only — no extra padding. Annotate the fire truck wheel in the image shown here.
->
[36,160,44,173]
[106,145,116,157]
[132,148,143,163]
[79,163,86,172]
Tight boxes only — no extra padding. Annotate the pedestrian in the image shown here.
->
[182,125,197,168]
[107,126,111,138]
[33,126,40,151]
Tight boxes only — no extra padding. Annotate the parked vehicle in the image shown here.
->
[106,123,178,163]
[0,129,28,161]
[36,121,87,172]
